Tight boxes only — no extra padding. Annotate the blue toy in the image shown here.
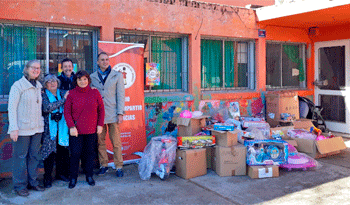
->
[244,139,288,166]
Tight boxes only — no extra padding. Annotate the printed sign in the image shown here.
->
[98,41,147,164]
[146,63,160,86]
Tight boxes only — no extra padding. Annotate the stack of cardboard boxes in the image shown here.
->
[175,116,209,179]
[212,130,247,177]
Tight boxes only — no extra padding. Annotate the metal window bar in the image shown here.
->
[201,38,250,91]
[266,42,307,90]
[114,30,188,93]
[0,23,46,97]
[48,26,94,75]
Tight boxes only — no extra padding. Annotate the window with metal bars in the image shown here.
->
[115,31,188,93]
[200,38,255,91]
[266,42,307,89]
[0,23,97,98]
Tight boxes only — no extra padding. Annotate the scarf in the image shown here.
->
[46,89,69,146]
[97,66,111,85]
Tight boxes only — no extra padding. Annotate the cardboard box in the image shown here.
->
[293,118,314,130]
[206,147,215,169]
[177,116,209,136]
[248,165,279,179]
[266,91,299,127]
[293,119,347,158]
[285,139,298,147]
[211,130,238,147]
[294,136,346,158]
[214,144,247,177]
[175,148,207,179]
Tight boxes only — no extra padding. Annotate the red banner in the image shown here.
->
[98,41,146,164]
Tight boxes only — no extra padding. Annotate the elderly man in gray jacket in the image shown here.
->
[91,52,125,177]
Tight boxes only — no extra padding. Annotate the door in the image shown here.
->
[315,40,350,133]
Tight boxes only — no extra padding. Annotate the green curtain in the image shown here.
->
[151,37,182,90]
[224,41,235,88]
[201,39,223,88]
[0,25,37,95]
[283,45,305,82]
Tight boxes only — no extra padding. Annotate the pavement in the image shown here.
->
[2,136,350,205]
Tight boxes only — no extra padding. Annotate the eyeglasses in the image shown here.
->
[30,66,41,70]
[47,80,57,84]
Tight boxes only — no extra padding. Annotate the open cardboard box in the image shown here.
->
[293,119,347,158]
[177,115,210,136]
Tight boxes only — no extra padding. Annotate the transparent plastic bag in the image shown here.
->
[210,104,230,123]
[245,127,266,140]
[138,136,177,180]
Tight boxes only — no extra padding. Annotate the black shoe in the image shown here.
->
[68,179,77,189]
[56,175,70,182]
[96,166,109,175]
[27,185,45,191]
[15,189,29,197]
[86,176,95,186]
[116,169,124,177]
[43,178,52,189]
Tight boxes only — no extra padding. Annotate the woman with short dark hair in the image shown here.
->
[8,60,45,196]
[40,74,70,188]
[64,70,105,189]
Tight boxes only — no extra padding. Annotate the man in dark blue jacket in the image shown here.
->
[58,58,76,91]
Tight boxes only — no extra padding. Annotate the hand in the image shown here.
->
[117,114,123,124]
[70,127,78,137]
[97,126,103,134]
[64,91,70,99]
[91,87,97,90]
[10,130,19,142]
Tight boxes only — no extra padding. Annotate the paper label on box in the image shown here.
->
[258,167,272,178]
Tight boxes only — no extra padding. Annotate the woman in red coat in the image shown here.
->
[64,70,105,189]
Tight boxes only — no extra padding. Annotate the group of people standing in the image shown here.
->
[8,53,125,197]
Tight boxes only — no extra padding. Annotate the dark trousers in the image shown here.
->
[69,133,97,180]
[43,144,69,181]
[12,133,42,191]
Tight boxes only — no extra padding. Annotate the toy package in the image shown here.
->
[280,144,319,171]
[287,129,317,140]
[244,139,288,166]
[177,136,215,149]
[213,123,235,131]
[138,136,177,180]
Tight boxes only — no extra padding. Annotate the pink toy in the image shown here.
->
[180,110,192,118]
[280,144,317,171]
[316,135,326,141]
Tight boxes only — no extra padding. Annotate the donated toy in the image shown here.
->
[245,140,288,166]
[180,110,192,118]
[280,144,317,171]
[138,136,177,180]
[310,126,322,136]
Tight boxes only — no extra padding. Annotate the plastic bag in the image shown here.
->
[210,104,230,123]
[245,127,266,140]
[138,136,177,180]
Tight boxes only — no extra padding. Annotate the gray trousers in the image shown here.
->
[12,133,42,191]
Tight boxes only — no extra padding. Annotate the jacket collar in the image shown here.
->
[91,69,118,83]
[19,76,42,90]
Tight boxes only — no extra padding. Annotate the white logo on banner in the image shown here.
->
[113,63,136,89]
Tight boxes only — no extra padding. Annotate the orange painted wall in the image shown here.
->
[259,25,315,97]
[312,23,350,42]
[0,0,261,101]
[204,0,274,7]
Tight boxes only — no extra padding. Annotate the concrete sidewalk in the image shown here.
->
[2,147,350,204]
